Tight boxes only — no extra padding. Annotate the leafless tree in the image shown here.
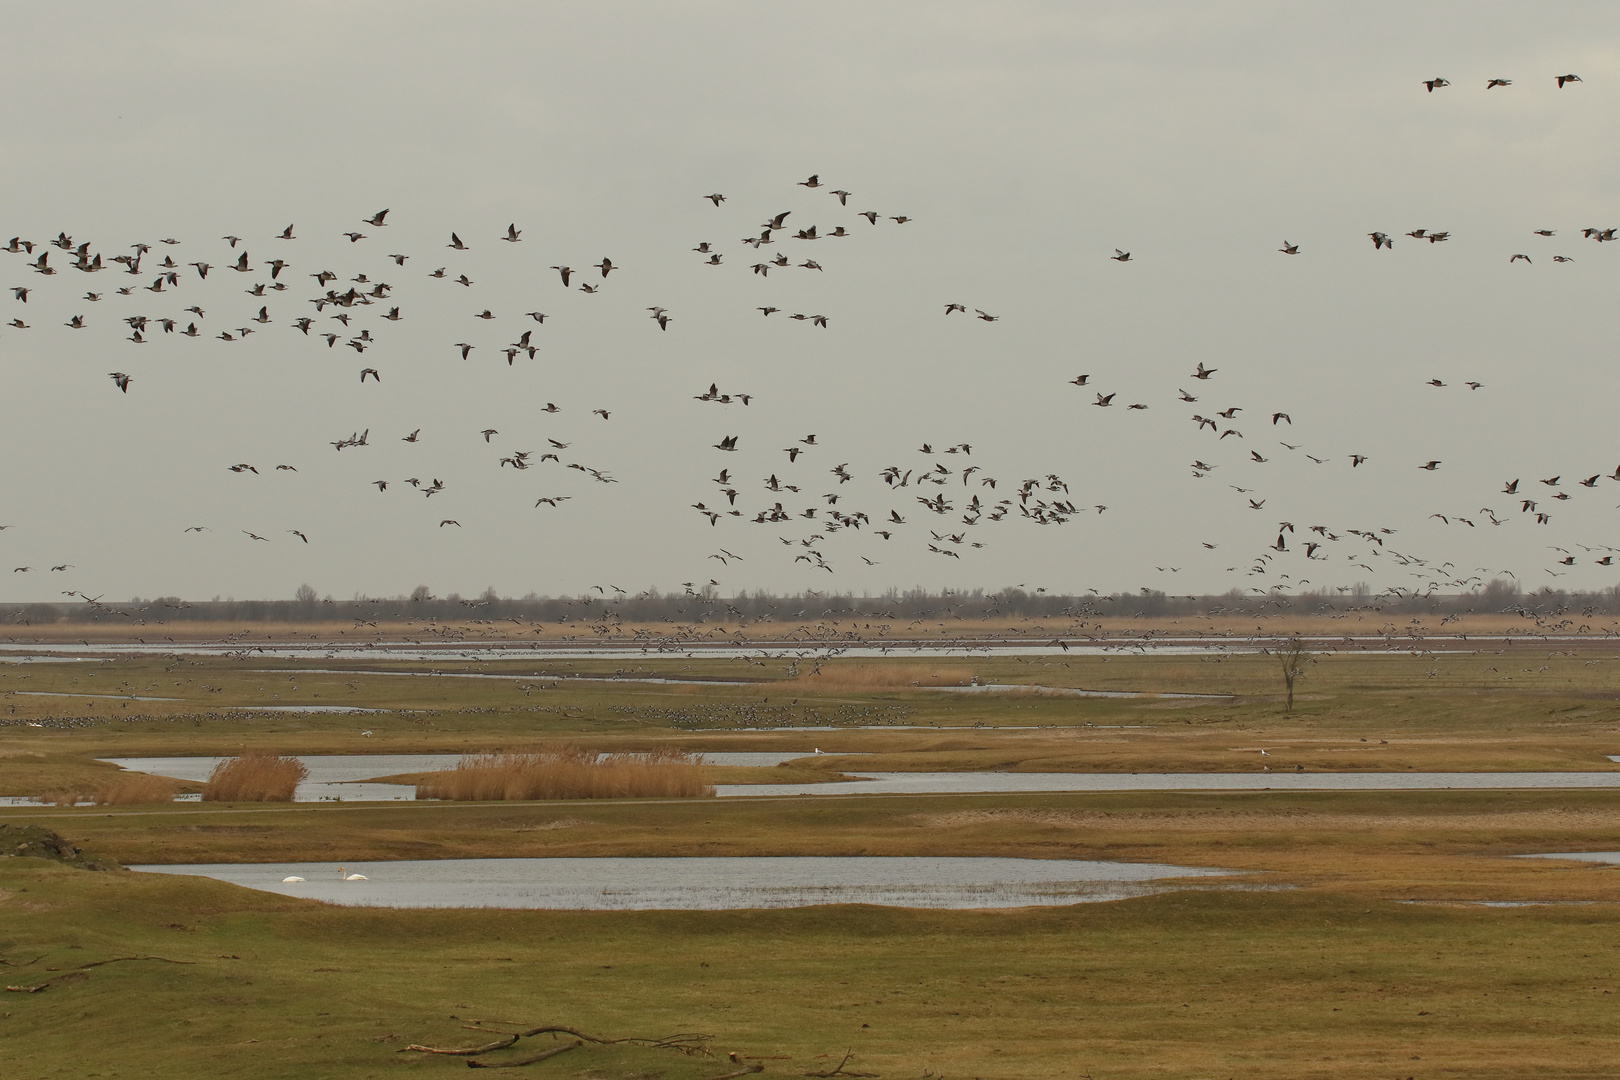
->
[1274,635,1309,713]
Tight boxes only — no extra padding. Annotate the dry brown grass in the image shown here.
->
[201,752,307,802]
[415,745,713,801]
[91,773,176,805]
[777,662,978,690]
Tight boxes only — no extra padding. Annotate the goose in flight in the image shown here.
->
[551,265,573,286]
[1423,77,1450,92]
[1486,78,1512,89]
[365,210,389,227]
[360,368,380,383]
[704,193,726,206]
[1111,249,1131,261]
[797,174,822,188]
[1278,241,1299,254]
[108,372,131,392]
[1557,74,1582,88]
[1192,362,1216,380]
[974,309,998,322]
[503,223,522,242]
[1510,253,1531,264]
[447,232,468,250]
[1369,231,1393,249]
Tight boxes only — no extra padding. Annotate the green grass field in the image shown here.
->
[4,646,1620,1076]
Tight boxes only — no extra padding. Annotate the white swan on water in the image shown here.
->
[282,876,306,883]
[337,866,368,881]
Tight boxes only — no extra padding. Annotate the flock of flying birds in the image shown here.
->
[1,72,1613,596]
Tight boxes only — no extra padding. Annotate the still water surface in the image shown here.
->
[129,855,1236,909]
[77,756,1620,805]
[98,752,822,801]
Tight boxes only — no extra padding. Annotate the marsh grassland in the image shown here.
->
[4,630,1620,1077]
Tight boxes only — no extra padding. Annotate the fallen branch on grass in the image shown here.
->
[523,1025,712,1051]
[804,1048,879,1078]
[409,1020,716,1070]
[403,1034,518,1055]
[468,1022,712,1054]
[4,955,192,993]
[467,1039,582,1068]
[700,1066,764,1080]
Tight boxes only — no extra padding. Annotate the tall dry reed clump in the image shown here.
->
[202,752,308,802]
[92,773,177,805]
[417,746,713,801]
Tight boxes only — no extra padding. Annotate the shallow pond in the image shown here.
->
[43,756,1620,808]
[719,771,1620,797]
[128,855,1237,910]
[1518,851,1620,864]
[96,752,828,802]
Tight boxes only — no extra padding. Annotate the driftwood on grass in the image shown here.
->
[402,1033,519,1055]
[701,1066,764,1080]
[803,1048,879,1078]
[467,1039,582,1068]
[508,1024,712,1052]
[410,1020,718,1070]
[4,954,192,993]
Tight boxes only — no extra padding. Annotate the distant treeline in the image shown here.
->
[11,579,1620,626]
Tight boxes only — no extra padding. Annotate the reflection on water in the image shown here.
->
[129,855,1237,910]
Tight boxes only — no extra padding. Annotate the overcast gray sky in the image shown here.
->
[2,2,1617,603]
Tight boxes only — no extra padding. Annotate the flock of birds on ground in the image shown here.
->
[0,72,1613,599]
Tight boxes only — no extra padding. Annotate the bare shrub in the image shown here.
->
[202,752,308,802]
[417,745,713,801]
[92,773,177,805]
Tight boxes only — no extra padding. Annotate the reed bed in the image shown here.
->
[92,773,176,805]
[202,752,308,802]
[416,746,713,801]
